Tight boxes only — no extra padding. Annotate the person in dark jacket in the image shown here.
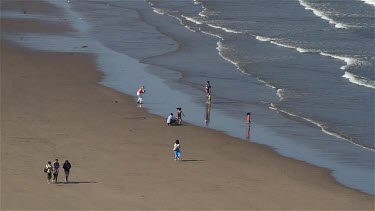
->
[63,160,71,183]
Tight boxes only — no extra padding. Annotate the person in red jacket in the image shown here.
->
[136,86,146,104]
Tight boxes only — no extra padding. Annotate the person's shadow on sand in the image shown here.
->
[55,181,97,185]
[179,159,204,162]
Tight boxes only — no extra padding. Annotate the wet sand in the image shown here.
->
[1,1,373,210]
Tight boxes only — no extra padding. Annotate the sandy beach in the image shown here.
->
[1,1,374,210]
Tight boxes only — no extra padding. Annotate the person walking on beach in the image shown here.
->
[45,161,53,184]
[63,160,71,183]
[176,107,185,125]
[136,85,146,104]
[173,140,181,161]
[52,159,60,183]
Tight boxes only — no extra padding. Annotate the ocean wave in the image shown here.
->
[201,30,223,40]
[358,0,375,6]
[193,0,201,5]
[151,7,165,15]
[216,41,240,69]
[256,36,315,53]
[298,0,350,29]
[174,16,196,32]
[207,23,243,34]
[269,104,375,151]
[181,15,203,25]
[255,36,272,42]
[216,41,251,76]
[257,79,276,89]
[342,71,375,89]
[198,7,207,17]
[319,52,357,70]
[255,34,360,71]
[216,41,284,93]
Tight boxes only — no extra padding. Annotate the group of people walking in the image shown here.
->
[44,159,71,184]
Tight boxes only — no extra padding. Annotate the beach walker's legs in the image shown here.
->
[54,173,58,183]
[137,95,143,104]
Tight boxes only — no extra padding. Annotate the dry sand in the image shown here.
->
[1,1,374,210]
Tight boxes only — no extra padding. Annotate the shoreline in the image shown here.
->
[1,0,374,210]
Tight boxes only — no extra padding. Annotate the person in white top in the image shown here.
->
[167,113,176,126]
[45,161,53,184]
[173,140,181,161]
[136,86,146,104]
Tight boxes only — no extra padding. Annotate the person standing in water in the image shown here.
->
[136,86,146,104]
[176,107,185,125]
[173,140,181,161]
[246,112,251,124]
[205,81,211,95]
[205,81,211,104]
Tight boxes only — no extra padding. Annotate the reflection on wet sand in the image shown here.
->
[205,103,211,126]
[246,124,251,140]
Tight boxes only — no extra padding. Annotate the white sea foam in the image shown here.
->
[258,79,276,89]
[193,0,201,5]
[296,47,312,53]
[268,104,375,151]
[207,23,243,34]
[270,41,296,49]
[201,30,223,40]
[199,8,207,17]
[320,52,356,70]
[152,7,165,15]
[255,36,272,42]
[358,0,375,6]
[298,0,349,29]
[216,41,239,67]
[342,72,375,89]
[174,16,196,32]
[216,41,250,75]
[276,89,286,101]
[181,15,203,25]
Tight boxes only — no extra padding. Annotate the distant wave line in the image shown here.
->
[216,41,244,73]
[358,0,375,6]
[174,16,196,32]
[151,7,165,15]
[319,52,357,70]
[269,103,375,152]
[193,0,201,5]
[207,23,243,34]
[217,41,284,101]
[181,15,203,25]
[298,0,350,29]
[201,30,223,40]
[255,36,361,71]
[257,78,276,89]
[342,71,375,89]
